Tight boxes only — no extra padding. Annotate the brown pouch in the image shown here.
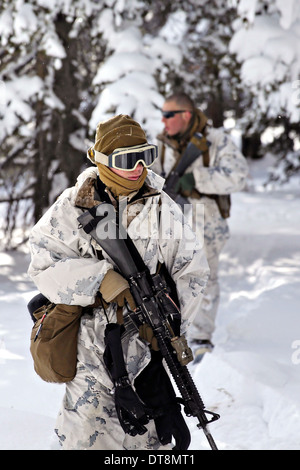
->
[30,303,82,383]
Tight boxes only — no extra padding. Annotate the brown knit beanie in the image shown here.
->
[88,115,147,165]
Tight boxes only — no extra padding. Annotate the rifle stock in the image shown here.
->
[78,205,220,450]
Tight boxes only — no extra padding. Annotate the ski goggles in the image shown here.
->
[161,110,188,119]
[88,143,158,171]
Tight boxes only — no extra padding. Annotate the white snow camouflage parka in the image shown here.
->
[153,127,248,341]
[154,127,249,251]
[27,167,209,448]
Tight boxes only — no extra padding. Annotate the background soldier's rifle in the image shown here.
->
[78,204,220,450]
[163,132,204,209]
[163,133,231,218]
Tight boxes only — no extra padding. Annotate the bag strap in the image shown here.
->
[201,143,210,167]
[160,142,166,170]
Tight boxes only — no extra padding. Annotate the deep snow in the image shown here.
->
[1,159,300,451]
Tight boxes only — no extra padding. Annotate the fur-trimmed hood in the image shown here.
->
[73,167,165,209]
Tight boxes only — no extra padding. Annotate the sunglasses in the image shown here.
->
[89,143,158,171]
[161,110,188,119]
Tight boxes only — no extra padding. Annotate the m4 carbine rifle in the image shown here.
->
[78,204,220,450]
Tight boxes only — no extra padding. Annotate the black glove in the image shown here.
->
[103,323,148,437]
[154,402,191,450]
[114,377,149,436]
[134,350,191,450]
[27,293,49,323]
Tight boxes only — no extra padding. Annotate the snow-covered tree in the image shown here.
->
[230,0,300,179]
[0,0,179,248]
[90,1,242,132]
[88,5,181,140]
[0,0,109,247]
[165,0,243,128]
[1,0,299,248]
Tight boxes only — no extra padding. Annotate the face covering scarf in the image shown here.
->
[97,163,148,198]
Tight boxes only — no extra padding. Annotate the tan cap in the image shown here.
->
[94,114,147,155]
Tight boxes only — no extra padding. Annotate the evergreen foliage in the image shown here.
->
[0,0,299,248]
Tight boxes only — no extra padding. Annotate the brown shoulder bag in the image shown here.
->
[30,302,83,383]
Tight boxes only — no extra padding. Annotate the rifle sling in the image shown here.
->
[167,133,209,179]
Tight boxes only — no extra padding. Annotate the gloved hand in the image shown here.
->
[114,377,149,437]
[134,350,191,450]
[103,323,149,436]
[114,288,136,311]
[175,172,195,197]
[100,269,136,311]
[154,402,191,450]
[139,323,159,351]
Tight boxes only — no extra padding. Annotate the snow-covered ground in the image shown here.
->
[1,159,300,451]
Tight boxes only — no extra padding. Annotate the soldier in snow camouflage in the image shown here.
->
[28,114,209,450]
[153,92,248,361]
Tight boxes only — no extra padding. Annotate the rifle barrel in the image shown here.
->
[202,425,219,451]
[155,330,219,450]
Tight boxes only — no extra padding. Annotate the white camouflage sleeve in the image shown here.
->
[28,195,113,306]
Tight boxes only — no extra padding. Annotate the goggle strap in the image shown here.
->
[112,144,156,157]
[92,149,110,165]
